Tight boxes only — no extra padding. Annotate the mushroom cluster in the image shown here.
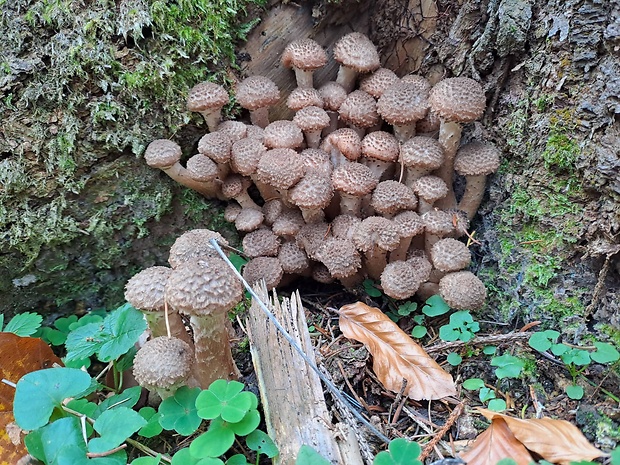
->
[144,32,500,310]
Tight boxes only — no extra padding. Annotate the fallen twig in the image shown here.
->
[419,403,464,461]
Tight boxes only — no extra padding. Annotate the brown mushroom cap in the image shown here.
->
[166,257,243,316]
[263,120,304,149]
[361,131,400,163]
[262,199,284,225]
[333,32,381,91]
[359,67,399,98]
[422,210,455,237]
[454,141,501,176]
[144,139,182,168]
[370,180,418,217]
[236,75,280,111]
[187,82,229,131]
[331,214,362,240]
[296,221,331,260]
[293,105,330,132]
[198,131,233,164]
[281,38,328,88]
[380,260,428,300]
[428,77,486,123]
[314,237,362,280]
[186,154,219,182]
[234,207,265,232]
[242,228,281,258]
[377,81,429,127]
[242,256,283,290]
[168,229,229,268]
[301,148,333,176]
[133,336,193,396]
[430,238,471,272]
[216,121,248,142]
[318,82,347,112]
[414,175,449,204]
[400,74,432,93]
[400,136,445,184]
[224,203,242,223]
[289,171,334,212]
[230,138,266,176]
[332,162,378,197]
[125,266,172,312]
[256,148,305,190]
[287,87,324,111]
[271,208,305,238]
[352,216,402,253]
[438,270,486,310]
[339,90,380,129]
[311,263,336,284]
[393,210,425,238]
[278,241,310,274]
[322,128,363,163]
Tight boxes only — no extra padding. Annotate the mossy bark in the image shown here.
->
[2,0,619,339]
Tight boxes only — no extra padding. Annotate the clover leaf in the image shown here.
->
[246,429,278,458]
[421,295,450,317]
[591,342,620,364]
[196,379,255,423]
[159,386,202,435]
[374,438,421,465]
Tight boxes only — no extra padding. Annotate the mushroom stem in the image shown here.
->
[458,174,488,220]
[364,246,389,281]
[250,107,271,129]
[199,109,223,133]
[339,192,363,217]
[336,66,358,93]
[393,123,416,143]
[294,69,315,89]
[434,120,461,210]
[161,163,221,198]
[189,313,240,388]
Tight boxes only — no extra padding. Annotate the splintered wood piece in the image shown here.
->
[246,283,363,465]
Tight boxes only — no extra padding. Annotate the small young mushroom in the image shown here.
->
[293,105,330,149]
[333,32,381,92]
[242,228,281,258]
[235,75,281,128]
[331,162,378,216]
[256,148,305,206]
[438,270,486,310]
[187,82,229,132]
[359,67,399,98]
[165,257,244,388]
[352,216,402,281]
[370,180,418,219]
[221,174,262,211]
[377,80,430,142]
[133,336,194,400]
[242,256,284,290]
[286,87,324,111]
[281,38,328,88]
[262,120,304,149]
[234,207,265,232]
[168,229,229,269]
[400,136,445,187]
[288,171,334,223]
[318,81,347,135]
[430,238,471,273]
[314,237,363,288]
[321,128,362,167]
[453,141,501,220]
[338,90,380,136]
[185,154,223,200]
[413,175,448,214]
[197,131,233,181]
[389,210,425,262]
[380,260,429,300]
[361,131,400,181]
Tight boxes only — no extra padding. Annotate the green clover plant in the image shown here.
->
[439,311,480,342]
[462,377,507,412]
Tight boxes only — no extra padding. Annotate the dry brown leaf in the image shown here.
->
[338,302,456,400]
[460,417,534,465]
[0,333,63,464]
[478,408,606,465]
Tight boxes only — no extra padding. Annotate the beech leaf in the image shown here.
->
[477,409,606,465]
[338,302,456,400]
[460,418,534,465]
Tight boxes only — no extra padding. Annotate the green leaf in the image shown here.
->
[565,384,584,400]
[246,429,278,458]
[94,386,142,419]
[490,354,525,379]
[412,314,425,325]
[226,454,252,465]
[295,445,331,465]
[422,295,450,317]
[411,326,427,338]
[138,407,164,438]
[487,398,507,411]
[551,343,569,356]
[89,406,147,453]
[196,380,253,423]
[496,458,518,465]
[228,253,248,273]
[4,312,43,336]
[482,345,497,355]
[131,455,162,465]
[373,438,421,465]
[159,386,202,435]
[64,321,107,362]
[479,387,496,402]
[115,345,138,373]
[25,416,88,464]
[438,326,461,342]
[446,352,462,366]
[397,302,417,316]
[190,418,236,458]
[528,330,560,352]
[98,303,147,362]
[172,448,224,465]
[38,327,68,346]
[610,446,620,465]
[462,378,485,391]
[0,313,4,331]
[13,367,92,430]
[561,348,591,366]
[363,279,383,297]
[590,342,620,364]
[229,409,260,436]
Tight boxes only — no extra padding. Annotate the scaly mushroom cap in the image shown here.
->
[370,180,418,217]
[187,82,229,113]
[332,162,378,196]
[168,229,229,268]
[186,154,219,182]
[454,141,501,176]
[263,120,304,149]
[361,131,400,163]
[400,136,445,172]
[333,32,381,73]
[224,203,242,223]
[380,260,427,300]
[133,336,193,394]
[430,238,471,272]
[271,208,305,238]
[242,256,283,290]
[293,105,330,132]
[393,210,425,238]
[296,222,331,260]
[234,208,264,232]
[414,175,449,203]
[322,128,363,162]
[439,270,486,310]
[319,82,347,112]
[421,210,455,237]
[166,257,243,316]
[352,216,402,253]
[331,214,362,240]
[314,237,362,279]
[281,38,328,71]
[406,251,433,279]
[125,266,172,312]
[289,171,334,210]
[256,148,305,190]
[377,81,430,126]
[235,75,280,111]
[400,74,432,93]
[287,87,324,111]
[242,228,281,258]
[221,174,250,199]
[144,139,182,168]
[278,241,310,274]
[312,263,336,284]
[245,124,264,141]
[230,138,266,176]
[216,121,248,142]
[198,131,233,164]
[359,68,399,98]
[262,199,284,225]
[338,90,380,129]
[428,77,486,123]
[301,148,333,176]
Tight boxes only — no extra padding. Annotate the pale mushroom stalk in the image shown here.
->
[433,119,461,210]
[364,245,390,282]
[458,174,489,220]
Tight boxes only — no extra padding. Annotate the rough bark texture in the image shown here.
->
[2,0,619,347]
